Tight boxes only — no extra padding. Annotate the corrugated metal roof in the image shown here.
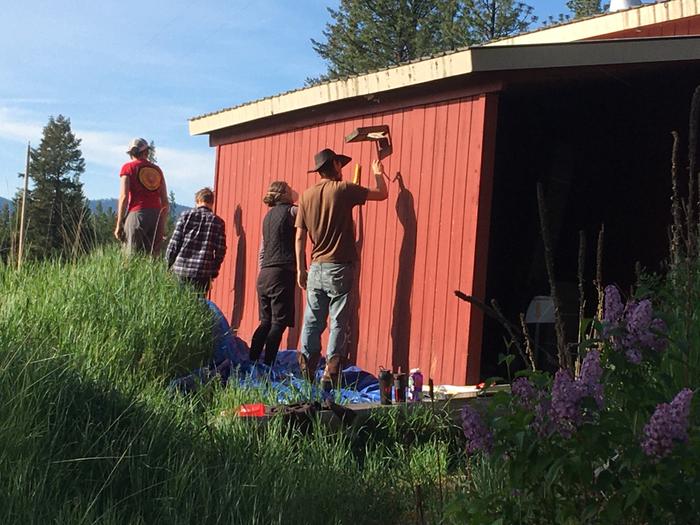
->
[189,34,700,136]
[190,1,697,126]
[188,48,471,123]
[190,0,698,127]
[487,0,699,45]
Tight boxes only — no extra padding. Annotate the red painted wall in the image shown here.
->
[589,13,700,39]
[210,93,498,385]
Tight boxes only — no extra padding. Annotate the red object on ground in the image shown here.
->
[476,382,486,390]
[236,403,266,417]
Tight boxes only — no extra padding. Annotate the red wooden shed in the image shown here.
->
[190,0,700,385]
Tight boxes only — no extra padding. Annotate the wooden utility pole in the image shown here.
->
[17,142,30,269]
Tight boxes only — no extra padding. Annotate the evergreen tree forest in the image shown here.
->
[310,0,537,81]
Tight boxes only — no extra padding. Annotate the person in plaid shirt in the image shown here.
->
[166,187,227,293]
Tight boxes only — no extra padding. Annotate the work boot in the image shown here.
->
[321,356,342,392]
[297,352,320,383]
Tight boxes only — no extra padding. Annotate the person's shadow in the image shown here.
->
[390,172,417,372]
[287,283,303,350]
[346,203,364,365]
[231,205,246,330]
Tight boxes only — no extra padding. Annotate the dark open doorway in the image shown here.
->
[481,62,700,378]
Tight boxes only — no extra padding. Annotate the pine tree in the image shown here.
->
[25,115,91,260]
[566,0,602,19]
[0,202,13,264]
[165,190,178,238]
[90,201,118,248]
[310,0,535,81]
[463,0,537,42]
[148,140,157,163]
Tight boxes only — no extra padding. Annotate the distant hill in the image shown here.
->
[0,197,190,216]
[88,199,190,216]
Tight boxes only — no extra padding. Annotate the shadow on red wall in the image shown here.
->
[391,172,417,373]
[231,205,246,329]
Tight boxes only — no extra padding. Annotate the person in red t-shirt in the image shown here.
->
[114,138,169,255]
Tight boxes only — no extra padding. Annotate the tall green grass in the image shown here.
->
[0,250,463,524]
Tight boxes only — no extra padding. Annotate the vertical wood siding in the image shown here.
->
[210,93,497,385]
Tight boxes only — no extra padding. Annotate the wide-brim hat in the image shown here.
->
[307,148,351,173]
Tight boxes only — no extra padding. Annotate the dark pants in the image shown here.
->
[177,275,210,295]
[250,266,295,365]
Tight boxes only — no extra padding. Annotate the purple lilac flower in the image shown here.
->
[639,318,669,353]
[551,369,586,438]
[624,348,642,365]
[579,350,604,408]
[625,299,653,335]
[461,404,493,455]
[533,397,554,438]
[512,377,537,409]
[620,300,667,361]
[603,285,624,323]
[641,388,694,460]
[601,287,668,362]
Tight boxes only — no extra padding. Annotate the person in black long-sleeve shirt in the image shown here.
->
[249,181,298,366]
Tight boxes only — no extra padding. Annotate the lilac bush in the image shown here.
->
[603,284,624,323]
[641,388,694,460]
[461,404,493,455]
[532,396,554,438]
[511,377,537,409]
[601,286,668,364]
[524,351,606,439]
[550,370,586,438]
[579,349,604,408]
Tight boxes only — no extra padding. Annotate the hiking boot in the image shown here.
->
[297,352,320,382]
[321,356,342,391]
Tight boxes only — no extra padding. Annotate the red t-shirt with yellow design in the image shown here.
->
[119,159,164,212]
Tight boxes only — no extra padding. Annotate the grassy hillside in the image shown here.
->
[0,250,460,524]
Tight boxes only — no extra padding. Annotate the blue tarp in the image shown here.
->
[170,301,382,404]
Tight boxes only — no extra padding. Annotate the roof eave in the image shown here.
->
[189,35,700,137]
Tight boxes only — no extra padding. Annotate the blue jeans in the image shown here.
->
[300,262,354,361]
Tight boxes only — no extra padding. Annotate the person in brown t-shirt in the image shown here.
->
[295,148,388,388]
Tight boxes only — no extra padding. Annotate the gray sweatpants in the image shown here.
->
[123,208,165,256]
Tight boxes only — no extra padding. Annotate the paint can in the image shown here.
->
[408,368,423,402]
[393,372,407,403]
[378,368,393,405]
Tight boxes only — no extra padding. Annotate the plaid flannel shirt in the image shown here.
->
[166,206,227,280]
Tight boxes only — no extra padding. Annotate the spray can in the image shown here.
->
[393,371,407,403]
[408,368,423,402]
[378,368,393,405]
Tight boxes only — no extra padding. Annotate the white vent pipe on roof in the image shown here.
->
[609,0,642,12]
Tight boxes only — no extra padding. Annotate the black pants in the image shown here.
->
[177,275,210,295]
[250,266,295,365]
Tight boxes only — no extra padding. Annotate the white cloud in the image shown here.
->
[156,146,215,196]
[0,107,43,143]
[0,107,213,204]
[77,131,214,204]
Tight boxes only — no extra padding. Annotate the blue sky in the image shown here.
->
[1,0,567,205]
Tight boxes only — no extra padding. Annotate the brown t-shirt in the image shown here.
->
[295,179,369,263]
